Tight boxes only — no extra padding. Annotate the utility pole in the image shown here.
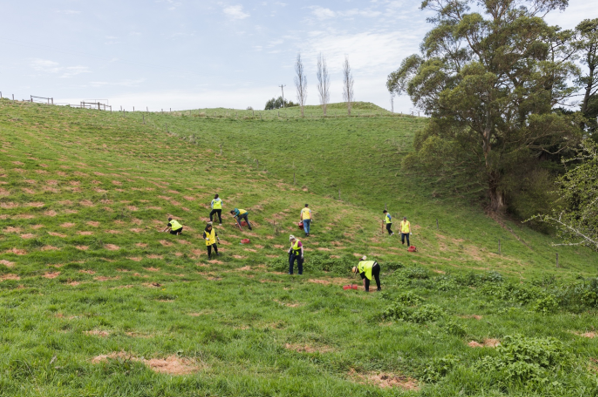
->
[279,84,286,107]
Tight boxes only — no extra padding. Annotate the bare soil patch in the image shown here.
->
[41,245,60,251]
[159,240,174,247]
[0,260,15,267]
[6,248,27,255]
[27,202,45,208]
[79,270,96,275]
[0,274,20,281]
[86,330,110,338]
[20,233,35,239]
[468,339,500,348]
[128,257,143,262]
[145,267,161,272]
[43,272,61,279]
[105,230,121,234]
[4,227,21,233]
[77,231,93,236]
[76,246,89,251]
[0,202,18,209]
[60,223,76,228]
[349,369,419,391]
[285,343,334,353]
[147,254,163,259]
[104,244,120,251]
[136,243,148,248]
[95,276,121,282]
[87,221,100,227]
[233,255,247,259]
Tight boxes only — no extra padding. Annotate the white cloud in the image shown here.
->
[56,10,80,15]
[30,59,90,78]
[223,5,250,20]
[310,6,336,20]
[88,79,145,88]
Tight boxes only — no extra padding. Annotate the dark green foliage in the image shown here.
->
[264,96,296,110]
[477,335,569,383]
[422,355,460,383]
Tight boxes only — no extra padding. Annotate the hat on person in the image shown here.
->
[361,255,367,261]
[289,235,296,241]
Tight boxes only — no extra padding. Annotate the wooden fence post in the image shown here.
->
[556,253,559,268]
[498,239,501,255]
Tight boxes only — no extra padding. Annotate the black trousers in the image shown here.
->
[207,244,218,258]
[386,223,393,235]
[170,227,183,235]
[210,209,222,223]
[401,233,410,246]
[289,253,303,275]
[364,263,381,292]
[237,213,252,230]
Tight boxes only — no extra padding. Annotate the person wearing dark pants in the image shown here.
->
[230,208,253,230]
[210,194,223,225]
[288,234,304,275]
[383,210,393,236]
[400,217,411,246]
[162,217,183,235]
[352,256,381,292]
[203,223,220,259]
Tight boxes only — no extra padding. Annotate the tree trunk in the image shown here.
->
[488,172,505,213]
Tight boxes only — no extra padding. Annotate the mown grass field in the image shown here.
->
[1,99,598,396]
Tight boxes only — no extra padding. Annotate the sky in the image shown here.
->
[0,0,596,113]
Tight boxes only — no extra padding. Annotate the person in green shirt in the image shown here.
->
[352,256,381,292]
[230,208,253,230]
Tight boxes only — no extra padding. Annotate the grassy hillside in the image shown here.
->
[1,99,598,397]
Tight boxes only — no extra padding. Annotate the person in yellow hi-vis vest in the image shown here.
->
[288,235,304,275]
[352,256,381,292]
[162,217,183,235]
[300,204,313,237]
[210,194,223,225]
[400,217,411,246]
[383,210,394,236]
[230,208,253,230]
[203,223,220,259]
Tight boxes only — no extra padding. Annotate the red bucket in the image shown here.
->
[241,238,251,244]
[298,222,304,230]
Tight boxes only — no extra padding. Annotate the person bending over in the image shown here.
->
[163,217,183,235]
[288,234,304,275]
[230,208,253,230]
[203,223,220,259]
[352,256,381,292]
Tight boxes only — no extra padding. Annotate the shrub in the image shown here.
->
[442,320,467,337]
[410,304,445,323]
[532,295,559,315]
[382,303,412,321]
[477,335,569,383]
[396,291,424,306]
[422,355,460,383]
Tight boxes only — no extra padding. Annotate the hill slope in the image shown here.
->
[0,100,597,397]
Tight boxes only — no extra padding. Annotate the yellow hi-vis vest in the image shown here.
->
[358,261,375,280]
[384,214,392,224]
[205,228,217,246]
[400,221,411,233]
[169,219,183,231]
[212,198,222,209]
[238,209,247,215]
[291,239,302,255]
[301,208,311,220]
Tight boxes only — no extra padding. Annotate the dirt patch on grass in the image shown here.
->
[20,233,35,239]
[349,369,419,391]
[128,257,143,262]
[159,240,174,247]
[4,227,22,233]
[468,339,500,348]
[233,255,247,259]
[285,343,334,353]
[87,221,100,227]
[41,245,60,251]
[48,232,67,238]
[6,248,27,255]
[60,222,76,228]
[43,272,61,279]
[86,330,110,338]
[27,202,45,208]
[0,260,15,267]
[575,332,597,338]
[147,254,163,259]
[145,267,161,272]
[136,243,148,248]
[95,276,121,282]
[80,200,94,207]
[104,244,120,251]
[143,282,163,288]
[0,274,20,281]
[77,231,94,236]
[244,248,257,253]
[0,202,18,209]
[105,230,121,234]
[460,315,483,320]
[79,270,96,275]
[76,245,89,251]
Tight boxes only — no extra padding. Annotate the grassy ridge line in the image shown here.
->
[130,108,598,279]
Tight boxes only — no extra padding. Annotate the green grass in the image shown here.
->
[1,99,598,396]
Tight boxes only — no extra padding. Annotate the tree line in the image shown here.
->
[264,54,355,116]
[386,0,598,250]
